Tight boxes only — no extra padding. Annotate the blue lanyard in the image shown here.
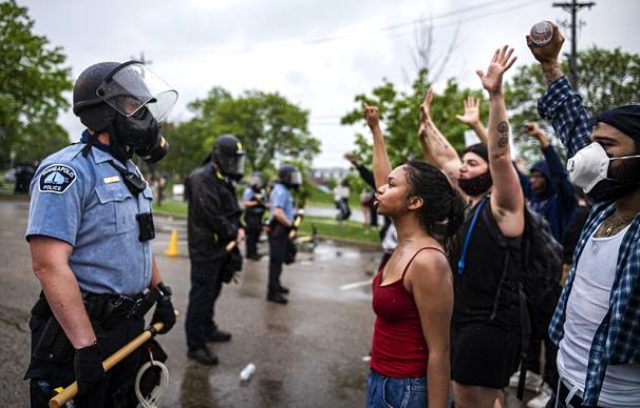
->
[457,196,488,275]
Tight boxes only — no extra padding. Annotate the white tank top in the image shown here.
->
[558,223,640,407]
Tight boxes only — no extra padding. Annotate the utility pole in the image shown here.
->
[552,0,595,88]
[131,51,152,65]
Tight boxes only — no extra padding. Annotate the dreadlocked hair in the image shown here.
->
[404,160,465,251]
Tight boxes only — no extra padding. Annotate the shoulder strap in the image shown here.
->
[401,246,446,281]
[457,196,489,275]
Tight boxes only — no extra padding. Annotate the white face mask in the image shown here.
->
[567,142,640,193]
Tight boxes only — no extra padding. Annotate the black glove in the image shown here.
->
[74,342,105,395]
[151,297,176,334]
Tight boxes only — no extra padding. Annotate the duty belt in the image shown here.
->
[83,291,158,327]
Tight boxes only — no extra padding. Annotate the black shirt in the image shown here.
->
[186,164,242,263]
[452,199,522,331]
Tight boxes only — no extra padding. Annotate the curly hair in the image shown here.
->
[403,160,465,245]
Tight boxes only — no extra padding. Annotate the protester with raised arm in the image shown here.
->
[364,103,464,408]
[417,88,465,188]
[425,46,525,408]
[529,23,640,408]
[452,95,532,198]
[525,122,577,242]
[456,96,489,145]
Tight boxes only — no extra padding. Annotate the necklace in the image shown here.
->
[599,212,635,237]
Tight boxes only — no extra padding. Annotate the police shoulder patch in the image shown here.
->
[39,164,77,194]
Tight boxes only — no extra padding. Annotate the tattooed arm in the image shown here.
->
[418,88,463,184]
[476,45,525,237]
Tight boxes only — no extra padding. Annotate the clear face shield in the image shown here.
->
[290,170,302,187]
[232,155,246,177]
[96,61,178,122]
[250,173,263,187]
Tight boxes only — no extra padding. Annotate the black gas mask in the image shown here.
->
[73,60,178,164]
[111,107,169,163]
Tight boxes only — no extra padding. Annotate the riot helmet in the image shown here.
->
[212,134,245,181]
[278,164,302,189]
[72,61,178,163]
[249,172,264,189]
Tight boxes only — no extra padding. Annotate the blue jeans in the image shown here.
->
[367,370,427,408]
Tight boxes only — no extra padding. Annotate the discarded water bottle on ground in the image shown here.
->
[240,363,256,381]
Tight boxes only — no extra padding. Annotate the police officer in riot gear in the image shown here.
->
[266,164,302,304]
[242,173,267,261]
[72,60,173,164]
[184,134,245,365]
[25,61,177,407]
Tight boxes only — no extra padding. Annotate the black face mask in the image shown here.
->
[111,108,167,163]
[458,171,492,197]
[136,133,169,163]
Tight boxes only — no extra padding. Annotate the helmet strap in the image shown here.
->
[81,131,99,157]
[107,121,135,164]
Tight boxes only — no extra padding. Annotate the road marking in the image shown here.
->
[340,279,372,291]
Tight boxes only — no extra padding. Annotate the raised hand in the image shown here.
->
[524,122,550,148]
[476,45,517,95]
[343,152,358,164]
[363,103,380,129]
[420,88,433,123]
[456,96,481,126]
[524,122,542,136]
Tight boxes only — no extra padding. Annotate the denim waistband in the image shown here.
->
[369,369,426,387]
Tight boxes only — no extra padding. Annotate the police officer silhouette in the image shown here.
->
[242,173,267,260]
[25,61,177,407]
[267,164,302,304]
[184,134,245,365]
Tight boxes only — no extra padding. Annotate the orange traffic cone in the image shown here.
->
[165,229,181,257]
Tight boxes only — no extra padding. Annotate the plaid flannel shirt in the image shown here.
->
[539,76,640,406]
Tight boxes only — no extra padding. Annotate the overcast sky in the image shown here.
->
[19,0,640,168]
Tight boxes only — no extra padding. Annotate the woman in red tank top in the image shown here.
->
[363,104,465,408]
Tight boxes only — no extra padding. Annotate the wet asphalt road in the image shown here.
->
[0,199,531,407]
[0,199,383,407]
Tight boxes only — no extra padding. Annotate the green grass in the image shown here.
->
[153,199,188,215]
[152,200,379,245]
[305,187,367,209]
[298,216,380,245]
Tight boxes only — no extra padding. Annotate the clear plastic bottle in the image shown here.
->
[240,363,256,381]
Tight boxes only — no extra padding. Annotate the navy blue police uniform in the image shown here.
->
[267,182,295,301]
[184,165,242,357]
[242,185,267,259]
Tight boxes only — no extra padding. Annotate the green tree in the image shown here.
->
[157,120,211,180]
[505,46,640,160]
[0,0,72,167]
[160,86,321,179]
[341,69,485,167]
[205,90,321,172]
